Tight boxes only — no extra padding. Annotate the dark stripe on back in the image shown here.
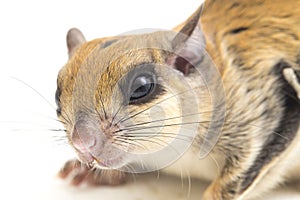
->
[240,61,300,192]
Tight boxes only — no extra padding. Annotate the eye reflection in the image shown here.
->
[130,74,155,102]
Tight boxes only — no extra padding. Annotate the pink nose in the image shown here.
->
[72,125,95,150]
[71,120,102,162]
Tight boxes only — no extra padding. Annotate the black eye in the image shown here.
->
[55,87,62,115]
[130,74,155,103]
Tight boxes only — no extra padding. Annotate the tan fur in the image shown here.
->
[57,1,300,199]
[199,0,300,199]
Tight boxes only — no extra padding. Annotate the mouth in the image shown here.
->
[76,151,126,170]
[90,155,126,170]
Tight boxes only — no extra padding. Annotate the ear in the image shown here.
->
[168,6,206,75]
[67,28,86,58]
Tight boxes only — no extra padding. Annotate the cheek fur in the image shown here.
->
[123,93,183,153]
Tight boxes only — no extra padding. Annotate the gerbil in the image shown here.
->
[56,1,300,199]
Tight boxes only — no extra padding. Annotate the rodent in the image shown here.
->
[56,1,300,199]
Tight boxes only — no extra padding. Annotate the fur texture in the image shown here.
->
[200,1,300,199]
[57,1,300,199]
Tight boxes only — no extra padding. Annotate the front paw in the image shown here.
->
[58,159,127,186]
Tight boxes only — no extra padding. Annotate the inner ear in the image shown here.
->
[67,28,86,58]
[168,6,206,75]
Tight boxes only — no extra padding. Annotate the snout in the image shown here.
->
[71,119,104,163]
[70,119,127,169]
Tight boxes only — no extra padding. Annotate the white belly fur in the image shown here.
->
[161,138,300,183]
[161,147,224,181]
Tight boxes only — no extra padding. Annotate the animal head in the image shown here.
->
[56,6,220,172]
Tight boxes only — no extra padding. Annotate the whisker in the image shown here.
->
[208,154,221,175]
[127,137,167,147]
[124,110,213,128]
[180,165,184,189]
[111,102,124,126]
[138,157,146,171]
[222,120,290,141]
[95,107,105,122]
[34,113,68,125]
[11,128,66,132]
[185,169,191,199]
[0,120,49,125]
[52,138,68,144]
[60,112,72,126]
[124,165,137,181]
[117,135,192,151]
[129,137,182,157]
[81,103,97,117]
[117,136,157,150]
[124,133,193,143]
[126,131,193,138]
[11,77,74,125]
[111,139,132,149]
[116,121,210,133]
[116,85,207,125]
[11,76,56,110]
[114,136,150,151]
[55,119,67,125]
[52,135,67,140]
[124,118,289,141]
[92,167,102,179]
[49,128,67,132]
[0,113,66,126]
[114,136,149,150]
[156,169,160,180]
[52,136,68,141]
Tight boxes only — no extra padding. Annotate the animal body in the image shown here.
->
[56,0,300,199]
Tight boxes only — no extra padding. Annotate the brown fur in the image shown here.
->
[199,0,300,199]
[57,1,300,199]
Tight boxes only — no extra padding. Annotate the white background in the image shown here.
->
[0,0,299,199]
